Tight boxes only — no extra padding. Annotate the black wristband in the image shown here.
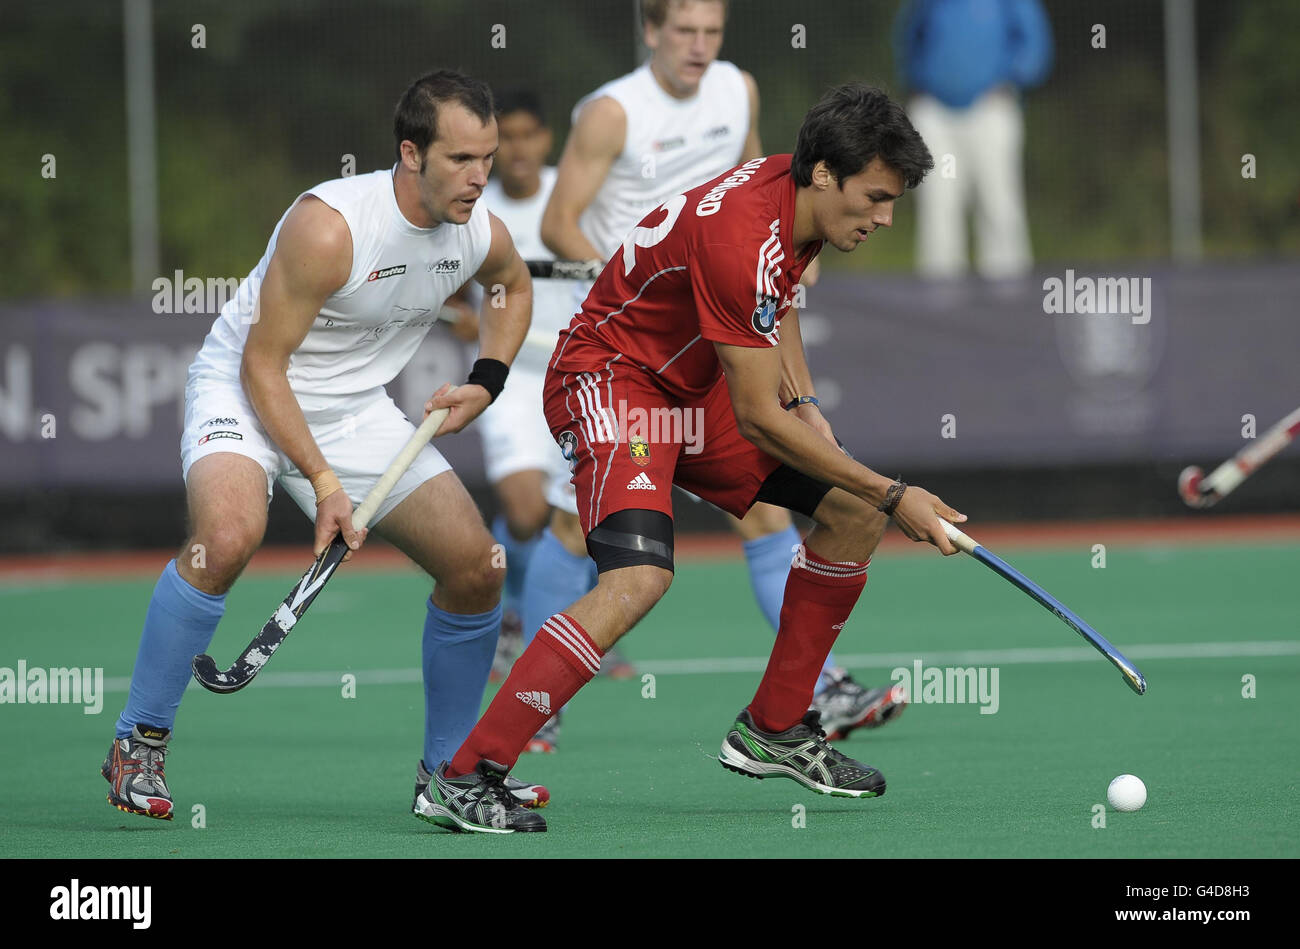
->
[878,479,908,516]
[784,395,820,411]
[467,358,509,403]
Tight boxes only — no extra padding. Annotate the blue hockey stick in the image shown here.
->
[940,521,1147,695]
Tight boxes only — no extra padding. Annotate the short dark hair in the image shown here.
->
[791,83,933,190]
[494,88,546,127]
[641,0,729,28]
[393,69,495,161]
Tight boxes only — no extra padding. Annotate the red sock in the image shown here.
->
[749,546,868,733]
[448,613,602,777]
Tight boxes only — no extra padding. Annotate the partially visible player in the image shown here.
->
[531,0,900,753]
[468,90,564,673]
[456,91,636,687]
[102,70,549,823]
[418,83,962,834]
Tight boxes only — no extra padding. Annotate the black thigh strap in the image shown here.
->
[586,509,675,573]
[753,463,833,519]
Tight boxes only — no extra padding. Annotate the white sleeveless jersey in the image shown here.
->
[191,167,492,415]
[574,60,750,257]
[481,166,578,372]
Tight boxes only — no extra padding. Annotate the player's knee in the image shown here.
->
[441,540,505,608]
[632,563,673,602]
[186,522,260,591]
[816,489,888,543]
[594,563,673,619]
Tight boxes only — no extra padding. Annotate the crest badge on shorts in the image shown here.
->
[629,435,651,467]
[751,294,779,335]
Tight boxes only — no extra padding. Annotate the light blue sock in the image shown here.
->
[521,527,598,648]
[116,560,225,738]
[423,598,502,768]
[742,525,839,695]
[492,513,541,614]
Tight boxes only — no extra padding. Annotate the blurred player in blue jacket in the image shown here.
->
[895,0,1053,280]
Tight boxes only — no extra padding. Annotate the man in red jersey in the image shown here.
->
[414,83,966,834]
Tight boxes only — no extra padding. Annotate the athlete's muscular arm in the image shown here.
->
[425,211,532,436]
[540,96,627,261]
[714,341,964,554]
[773,308,835,446]
[740,71,762,162]
[240,195,365,558]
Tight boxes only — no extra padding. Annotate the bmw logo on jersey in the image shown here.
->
[751,294,779,335]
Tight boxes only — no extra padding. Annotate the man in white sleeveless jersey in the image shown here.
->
[531,0,905,750]
[102,70,549,824]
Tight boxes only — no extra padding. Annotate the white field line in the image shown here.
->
[97,640,1300,692]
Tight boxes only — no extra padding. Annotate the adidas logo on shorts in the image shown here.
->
[626,472,656,491]
[515,690,552,715]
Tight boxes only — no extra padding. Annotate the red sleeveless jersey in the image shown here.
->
[548,154,822,401]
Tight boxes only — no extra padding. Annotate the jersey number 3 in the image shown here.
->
[621,194,687,276]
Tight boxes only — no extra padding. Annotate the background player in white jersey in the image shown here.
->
[101,70,550,821]
[467,91,636,689]
[532,0,903,750]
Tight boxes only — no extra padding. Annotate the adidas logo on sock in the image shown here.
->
[626,472,656,491]
[515,690,552,715]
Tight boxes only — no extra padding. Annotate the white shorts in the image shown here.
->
[180,372,452,523]
[478,366,577,515]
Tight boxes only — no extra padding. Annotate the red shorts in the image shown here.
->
[543,364,782,534]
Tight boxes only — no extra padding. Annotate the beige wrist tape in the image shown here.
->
[310,469,343,505]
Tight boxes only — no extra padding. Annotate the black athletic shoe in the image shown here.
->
[412,758,549,811]
[413,759,547,834]
[719,708,886,798]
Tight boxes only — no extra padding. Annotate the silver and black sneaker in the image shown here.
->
[413,758,549,811]
[811,669,906,741]
[101,723,174,820]
[719,708,886,798]
[413,759,547,834]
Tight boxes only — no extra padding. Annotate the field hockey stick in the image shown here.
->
[939,520,1147,696]
[437,258,595,351]
[1178,405,1300,509]
[524,258,603,280]
[191,397,455,694]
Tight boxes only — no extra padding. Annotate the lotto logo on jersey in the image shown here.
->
[198,431,242,445]
[629,435,651,467]
[367,265,406,282]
